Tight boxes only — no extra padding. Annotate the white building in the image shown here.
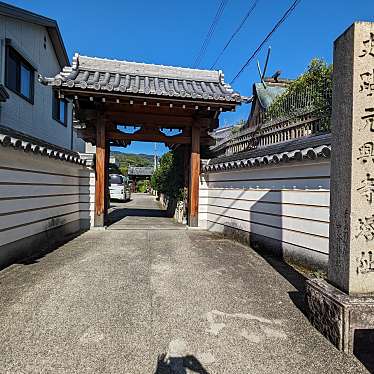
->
[0,2,84,151]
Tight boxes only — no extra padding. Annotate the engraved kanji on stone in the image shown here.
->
[358,142,374,164]
[357,173,374,203]
[356,251,374,274]
[359,108,374,131]
[359,70,374,96]
[356,215,374,241]
[359,32,374,57]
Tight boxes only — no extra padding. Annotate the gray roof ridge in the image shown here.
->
[76,53,225,83]
[0,124,85,165]
[208,133,332,165]
[216,124,238,130]
[0,124,78,155]
[78,54,221,74]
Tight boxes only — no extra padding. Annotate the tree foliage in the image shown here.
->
[136,179,149,193]
[151,151,184,199]
[266,58,333,130]
[230,119,246,134]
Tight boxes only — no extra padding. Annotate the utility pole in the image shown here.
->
[153,142,158,170]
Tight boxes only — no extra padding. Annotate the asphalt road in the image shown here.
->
[0,194,369,373]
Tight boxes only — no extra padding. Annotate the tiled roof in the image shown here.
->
[255,83,287,110]
[0,125,85,165]
[127,166,154,176]
[203,133,331,171]
[42,54,242,103]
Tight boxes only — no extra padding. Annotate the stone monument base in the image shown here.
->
[306,278,374,352]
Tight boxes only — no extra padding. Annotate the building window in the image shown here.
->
[52,91,68,126]
[5,46,34,103]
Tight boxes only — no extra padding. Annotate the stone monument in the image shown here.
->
[306,22,374,353]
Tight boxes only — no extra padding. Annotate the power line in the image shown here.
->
[210,0,258,69]
[192,0,229,68]
[230,0,302,84]
[193,0,228,68]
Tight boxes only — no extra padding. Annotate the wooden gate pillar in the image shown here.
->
[188,126,200,227]
[104,139,110,216]
[94,116,107,227]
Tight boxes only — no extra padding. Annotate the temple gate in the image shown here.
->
[42,54,243,227]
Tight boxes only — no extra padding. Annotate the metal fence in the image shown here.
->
[212,82,332,156]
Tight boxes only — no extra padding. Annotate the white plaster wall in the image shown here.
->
[199,159,330,268]
[89,168,95,226]
[72,129,86,152]
[85,142,96,154]
[0,15,83,151]
[0,146,92,248]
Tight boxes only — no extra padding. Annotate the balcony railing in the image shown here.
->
[212,82,332,156]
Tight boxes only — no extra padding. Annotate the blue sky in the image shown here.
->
[7,0,374,155]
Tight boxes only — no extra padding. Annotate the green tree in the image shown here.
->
[267,58,332,130]
[151,150,184,199]
[230,119,246,134]
[136,179,149,193]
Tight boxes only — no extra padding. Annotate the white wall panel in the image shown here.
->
[200,159,331,267]
[0,211,89,247]
[206,205,329,237]
[204,197,330,222]
[0,168,88,185]
[0,147,93,248]
[0,184,90,198]
[0,194,89,215]
[200,188,330,206]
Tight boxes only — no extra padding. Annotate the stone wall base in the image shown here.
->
[306,278,374,352]
[0,219,90,270]
[218,224,328,271]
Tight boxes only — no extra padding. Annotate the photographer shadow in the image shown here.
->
[154,353,209,374]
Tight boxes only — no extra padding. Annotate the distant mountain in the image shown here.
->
[111,151,153,162]
[110,152,153,174]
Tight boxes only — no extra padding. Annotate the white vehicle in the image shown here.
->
[109,174,131,201]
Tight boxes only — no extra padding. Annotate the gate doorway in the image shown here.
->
[107,193,185,231]
[42,54,243,227]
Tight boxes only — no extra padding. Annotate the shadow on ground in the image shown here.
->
[154,354,209,374]
[0,230,85,271]
[244,243,374,373]
[253,246,308,316]
[353,330,374,373]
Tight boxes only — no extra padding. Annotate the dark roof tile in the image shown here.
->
[0,125,85,165]
[128,166,154,176]
[43,54,243,103]
[205,133,332,171]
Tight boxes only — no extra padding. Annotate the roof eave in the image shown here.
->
[0,2,69,68]
[53,86,243,109]
[47,26,70,69]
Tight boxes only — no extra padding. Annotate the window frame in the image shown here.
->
[52,91,68,127]
[5,45,35,104]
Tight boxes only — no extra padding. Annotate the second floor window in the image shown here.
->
[52,91,68,126]
[5,46,34,103]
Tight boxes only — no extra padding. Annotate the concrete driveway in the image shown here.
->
[0,194,369,373]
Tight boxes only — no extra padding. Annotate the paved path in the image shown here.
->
[107,194,185,230]
[0,194,369,373]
